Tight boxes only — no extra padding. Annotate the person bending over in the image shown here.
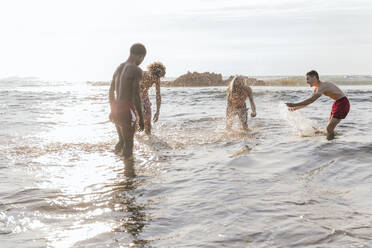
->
[226,76,257,130]
[140,62,166,135]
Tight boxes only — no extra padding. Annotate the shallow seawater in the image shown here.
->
[1,81,372,247]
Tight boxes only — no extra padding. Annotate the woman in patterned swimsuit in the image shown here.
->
[140,62,166,135]
[226,76,257,130]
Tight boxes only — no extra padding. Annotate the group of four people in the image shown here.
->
[109,43,350,159]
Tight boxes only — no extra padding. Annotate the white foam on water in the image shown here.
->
[279,102,320,137]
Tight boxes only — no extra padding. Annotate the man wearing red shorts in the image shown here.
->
[109,43,146,158]
[285,70,350,140]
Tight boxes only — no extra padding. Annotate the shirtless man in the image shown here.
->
[285,70,350,140]
[226,76,257,130]
[140,62,166,135]
[109,43,145,158]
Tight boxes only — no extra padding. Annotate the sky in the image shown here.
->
[1,0,372,81]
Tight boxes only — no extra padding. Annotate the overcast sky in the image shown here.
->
[1,0,371,81]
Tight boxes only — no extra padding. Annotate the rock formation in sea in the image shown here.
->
[161,71,264,87]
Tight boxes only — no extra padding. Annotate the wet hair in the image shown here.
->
[229,76,243,93]
[148,62,166,78]
[306,70,319,80]
[130,43,146,56]
[234,76,245,85]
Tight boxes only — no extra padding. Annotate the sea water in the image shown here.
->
[1,80,372,247]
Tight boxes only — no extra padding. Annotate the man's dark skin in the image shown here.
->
[109,43,145,158]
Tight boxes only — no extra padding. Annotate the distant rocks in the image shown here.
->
[161,71,264,87]
[162,71,225,87]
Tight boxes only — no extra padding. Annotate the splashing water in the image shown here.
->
[279,102,321,137]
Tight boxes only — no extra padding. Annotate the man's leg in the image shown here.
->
[122,125,135,158]
[326,117,341,140]
[115,124,124,153]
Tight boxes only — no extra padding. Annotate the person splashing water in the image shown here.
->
[285,70,350,140]
[226,76,257,131]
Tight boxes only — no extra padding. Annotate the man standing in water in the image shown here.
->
[226,76,257,130]
[285,70,350,140]
[109,43,145,158]
[140,62,166,135]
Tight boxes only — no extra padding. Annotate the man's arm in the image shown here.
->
[133,68,144,131]
[286,92,322,109]
[246,86,257,117]
[153,79,161,122]
[109,72,117,110]
[108,68,119,121]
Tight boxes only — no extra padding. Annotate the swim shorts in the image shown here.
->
[110,100,136,128]
[331,96,350,119]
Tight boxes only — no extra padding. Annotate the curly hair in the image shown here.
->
[147,62,166,78]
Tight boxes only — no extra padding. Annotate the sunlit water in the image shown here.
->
[1,80,372,248]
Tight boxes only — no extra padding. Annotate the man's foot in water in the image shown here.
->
[114,141,123,154]
[327,132,335,140]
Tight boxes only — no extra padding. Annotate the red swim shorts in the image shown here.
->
[110,101,136,128]
[331,96,350,119]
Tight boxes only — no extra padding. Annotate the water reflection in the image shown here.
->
[112,158,149,247]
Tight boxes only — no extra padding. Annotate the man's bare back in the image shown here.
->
[116,62,143,102]
[314,81,345,101]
